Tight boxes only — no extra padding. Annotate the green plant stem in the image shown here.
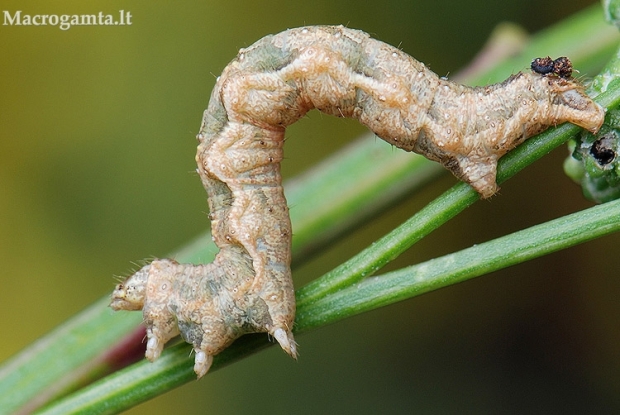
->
[296,198,620,330]
[36,177,620,415]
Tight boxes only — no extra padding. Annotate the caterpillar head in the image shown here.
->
[110,265,150,311]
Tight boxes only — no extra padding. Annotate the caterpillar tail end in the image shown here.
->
[557,89,606,134]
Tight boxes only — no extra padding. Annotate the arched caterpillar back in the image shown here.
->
[111,25,605,378]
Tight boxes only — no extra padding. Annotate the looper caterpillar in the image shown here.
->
[111,25,605,378]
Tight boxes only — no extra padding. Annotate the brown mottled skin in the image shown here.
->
[111,25,605,378]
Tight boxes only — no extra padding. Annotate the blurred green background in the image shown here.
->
[2,0,619,413]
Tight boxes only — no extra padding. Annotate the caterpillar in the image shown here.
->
[110,25,605,378]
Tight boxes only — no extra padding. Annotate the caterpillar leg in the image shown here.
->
[194,349,214,378]
[272,327,298,359]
